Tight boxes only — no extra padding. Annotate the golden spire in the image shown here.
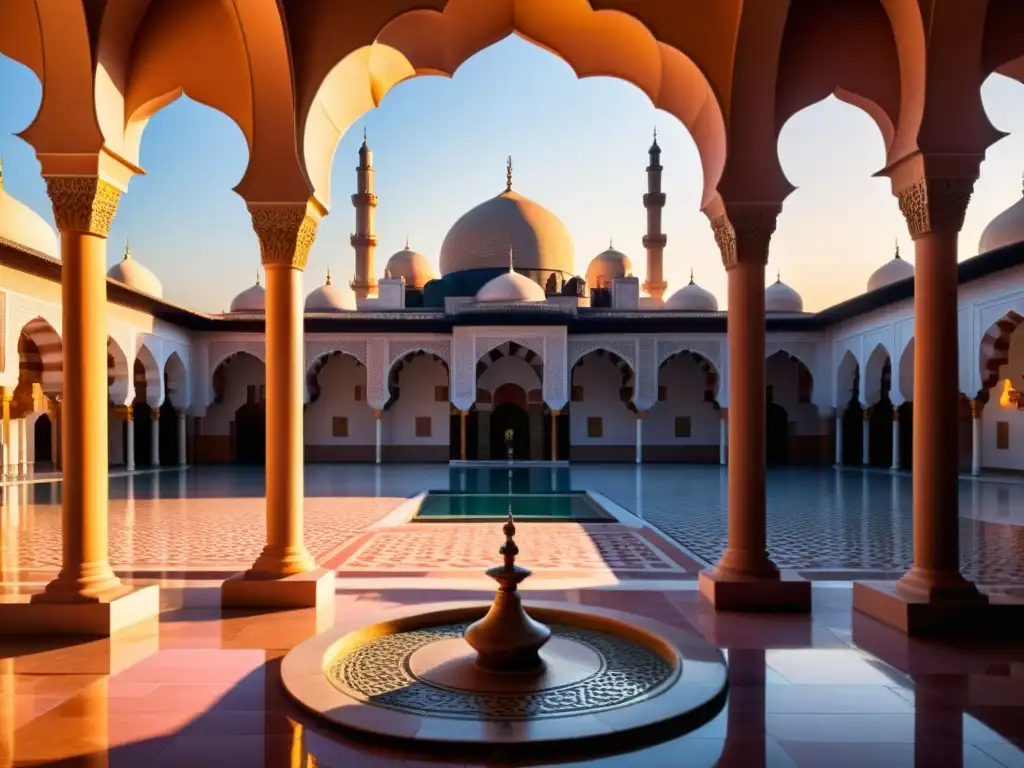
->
[508,245,515,273]
[505,155,513,192]
[405,233,409,249]
[326,267,332,286]
[124,239,132,261]
[894,238,901,260]
[255,269,261,287]
[776,269,782,283]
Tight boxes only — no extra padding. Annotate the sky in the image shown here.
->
[2,34,1024,313]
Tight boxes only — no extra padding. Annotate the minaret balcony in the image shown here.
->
[351,192,379,207]
[643,192,666,207]
[642,234,667,248]
[350,233,379,247]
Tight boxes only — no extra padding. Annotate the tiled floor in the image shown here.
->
[1,464,1022,766]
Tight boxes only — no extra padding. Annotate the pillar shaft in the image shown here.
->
[835,410,844,466]
[718,410,727,465]
[374,410,383,465]
[177,410,187,466]
[2,391,11,477]
[125,409,135,472]
[891,406,901,471]
[635,412,644,464]
[711,207,779,580]
[550,409,559,462]
[42,177,125,601]
[150,411,160,467]
[862,409,871,466]
[896,177,981,600]
[244,203,322,578]
[459,410,467,461]
[970,400,982,477]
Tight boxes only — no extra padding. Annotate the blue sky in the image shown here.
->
[2,35,1024,313]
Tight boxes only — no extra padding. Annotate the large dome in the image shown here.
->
[439,163,573,276]
[106,242,164,298]
[0,163,59,257]
[979,179,1024,254]
[765,274,804,313]
[866,242,914,292]
[230,272,266,313]
[665,271,717,312]
[305,270,355,312]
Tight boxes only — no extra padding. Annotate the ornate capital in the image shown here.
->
[892,405,900,422]
[248,200,323,270]
[710,205,780,269]
[897,177,975,239]
[970,399,983,419]
[44,176,121,237]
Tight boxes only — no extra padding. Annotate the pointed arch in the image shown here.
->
[107,336,131,406]
[863,343,891,406]
[836,348,859,407]
[19,317,62,397]
[979,310,1024,395]
[306,350,367,405]
[134,344,163,407]
[897,337,914,404]
[164,351,190,410]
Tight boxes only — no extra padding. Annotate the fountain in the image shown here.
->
[281,513,729,761]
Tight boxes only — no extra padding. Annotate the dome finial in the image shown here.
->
[255,269,261,287]
[505,155,513,192]
[404,233,409,249]
[124,238,132,261]
[894,238,901,260]
[653,126,658,143]
[508,245,515,273]
[689,267,694,285]
[325,267,332,286]
[776,269,781,283]
[609,235,613,249]
[362,126,367,144]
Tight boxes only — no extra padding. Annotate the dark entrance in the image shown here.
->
[842,399,864,465]
[542,406,570,461]
[133,403,154,466]
[449,408,480,461]
[234,402,266,465]
[898,402,913,469]
[868,400,894,467]
[490,403,530,460]
[766,388,790,465]
[159,400,178,464]
[34,413,52,466]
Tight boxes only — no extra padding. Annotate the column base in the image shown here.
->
[0,585,159,636]
[698,570,811,613]
[852,581,1024,637]
[221,568,335,610]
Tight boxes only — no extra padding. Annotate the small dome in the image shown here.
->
[664,270,718,311]
[230,272,266,313]
[385,240,436,288]
[106,242,164,298]
[765,273,804,313]
[476,250,546,303]
[867,242,914,292]
[439,157,574,276]
[0,162,59,257]
[585,241,632,289]
[305,270,355,312]
[979,178,1024,253]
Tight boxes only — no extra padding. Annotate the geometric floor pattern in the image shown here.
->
[1,463,1023,583]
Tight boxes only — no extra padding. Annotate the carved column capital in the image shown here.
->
[970,399,983,420]
[897,177,975,239]
[248,199,325,270]
[709,204,781,269]
[44,177,121,237]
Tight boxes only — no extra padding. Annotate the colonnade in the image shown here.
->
[834,405,905,471]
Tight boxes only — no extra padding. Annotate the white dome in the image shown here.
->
[476,256,546,303]
[385,242,436,288]
[106,242,164,298]
[0,165,59,257]
[867,243,914,292]
[585,243,632,289]
[664,271,718,311]
[305,270,355,312]
[230,273,266,313]
[440,161,574,276]
[765,274,804,313]
[979,181,1024,253]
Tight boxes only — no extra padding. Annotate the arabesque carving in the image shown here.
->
[44,177,121,237]
[249,203,321,270]
[897,177,975,239]
[710,205,780,269]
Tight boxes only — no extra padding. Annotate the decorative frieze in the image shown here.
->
[44,176,121,237]
[248,202,322,270]
[710,204,780,269]
[897,177,975,239]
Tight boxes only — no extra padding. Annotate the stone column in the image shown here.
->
[718,408,727,465]
[891,406,901,472]
[635,411,644,464]
[698,205,809,611]
[374,409,383,464]
[861,408,872,466]
[35,177,133,607]
[459,410,468,461]
[18,419,28,477]
[550,409,560,461]
[835,408,844,466]
[177,409,187,466]
[970,399,982,476]
[49,400,61,470]
[223,200,333,608]
[150,409,160,467]
[1,388,12,479]
[124,407,135,471]
[853,173,985,632]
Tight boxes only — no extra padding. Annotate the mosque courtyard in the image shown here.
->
[1,464,1023,767]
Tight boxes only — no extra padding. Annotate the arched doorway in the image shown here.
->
[234,402,266,464]
[159,400,178,464]
[842,398,864,465]
[133,403,154,467]
[490,402,530,460]
[766,387,789,465]
[34,413,52,466]
[868,401,894,467]
[898,402,913,469]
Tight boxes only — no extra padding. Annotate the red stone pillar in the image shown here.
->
[854,174,988,634]
[698,205,810,612]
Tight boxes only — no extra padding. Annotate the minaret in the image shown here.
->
[642,128,668,302]
[350,128,378,299]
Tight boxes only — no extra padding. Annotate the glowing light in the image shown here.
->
[999,378,1018,408]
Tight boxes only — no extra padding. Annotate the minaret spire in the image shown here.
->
[350,131,379,299]
[894,238,901,260]
[505,155,513,192]
[404,233,409,249]
[326,267,332,286]
[256,269,261,287]
[689,267,694,285]
[642,132,668,302]
[508,246,515,273]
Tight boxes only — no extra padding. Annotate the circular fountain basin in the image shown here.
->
[281,600,728,759]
